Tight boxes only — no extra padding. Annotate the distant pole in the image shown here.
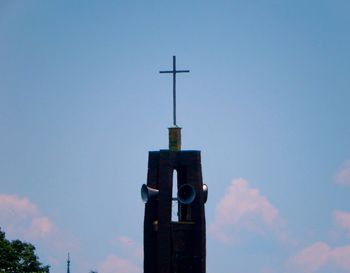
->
[67,253,70,273]
[160,56,190,126]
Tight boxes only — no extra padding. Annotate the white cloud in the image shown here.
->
[289,242,350,273]
[334,160,350,186]
[99,255,141,273]
[115,236,134,245]
[110,235,143,260]
[260,265,275,273]
[331,245,350,271]
[0,193,80,273]
[99,235,143,273]
[0,194,55,240]
[0,194,143,273]
[289,242,331,273]
[333,210,350,238]
[30,217,54,238]
[209,178,287,243]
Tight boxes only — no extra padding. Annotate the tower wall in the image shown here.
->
[143,150,206,273]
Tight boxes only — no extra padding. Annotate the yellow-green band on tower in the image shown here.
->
[169,127,181,151]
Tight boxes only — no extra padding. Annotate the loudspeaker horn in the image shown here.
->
[177,184,196,205]
[203,184,208,204]
[141,184,159,203]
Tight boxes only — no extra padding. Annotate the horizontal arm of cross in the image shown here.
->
[159,70,190,73]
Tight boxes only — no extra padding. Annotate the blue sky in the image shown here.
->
[1,1,350,273]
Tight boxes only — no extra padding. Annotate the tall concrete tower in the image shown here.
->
[141,57,208,273]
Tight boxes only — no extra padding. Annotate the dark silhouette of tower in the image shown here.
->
[141,57,208,273]
[67,253,70,273]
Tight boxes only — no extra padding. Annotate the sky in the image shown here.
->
[1,1,350,273]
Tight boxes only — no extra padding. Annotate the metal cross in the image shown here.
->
[160,56,190,126]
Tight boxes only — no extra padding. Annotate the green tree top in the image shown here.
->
[0,228,50,273]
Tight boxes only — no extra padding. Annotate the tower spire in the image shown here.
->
[67,253,70,273]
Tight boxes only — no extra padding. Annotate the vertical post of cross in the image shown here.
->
[160,56,190,127]
[173,56,176,126]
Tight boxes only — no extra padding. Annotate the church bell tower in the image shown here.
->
[141,56,208,273]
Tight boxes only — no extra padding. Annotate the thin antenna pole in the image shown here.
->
[67,253,70,273]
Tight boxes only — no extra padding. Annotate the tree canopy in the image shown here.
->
[0,228,49,273]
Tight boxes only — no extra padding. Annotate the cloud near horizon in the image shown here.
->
[209,178,287,243]
[99,235,142,273]
[333,210,350,238]
[0,194,55,240]
[290,242,350,273]
[0,193,80,270]
[99,255,141,273]
[110,235,143,261]
[334,160,350,186]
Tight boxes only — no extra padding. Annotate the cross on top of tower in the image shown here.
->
[159,56,190,127]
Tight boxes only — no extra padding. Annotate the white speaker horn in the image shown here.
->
[203,184,208,204]
[141,184,159,203]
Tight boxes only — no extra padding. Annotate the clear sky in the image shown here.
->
[1,1,350,273]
